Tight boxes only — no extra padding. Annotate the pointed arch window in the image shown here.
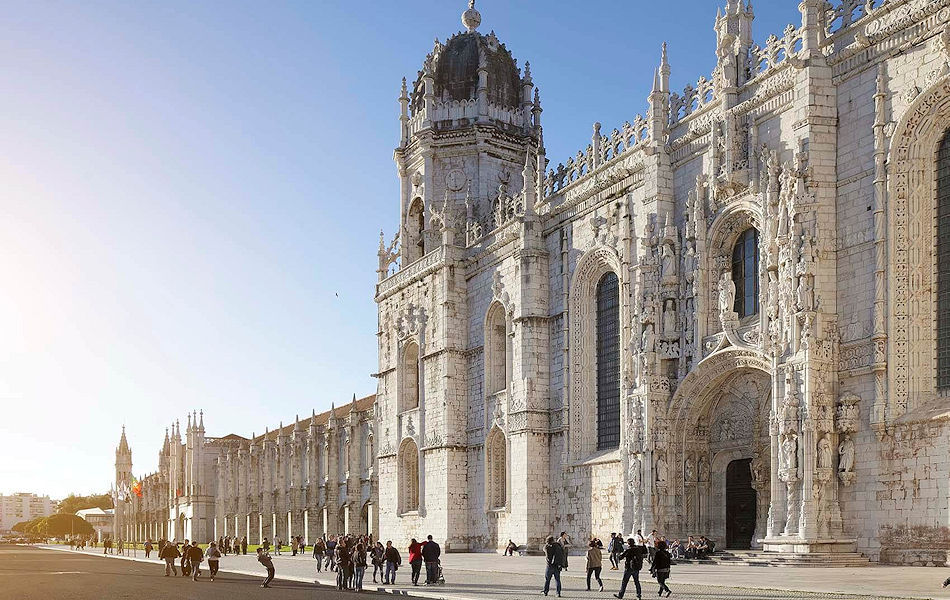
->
[936,130,950,389]
[405,198,425,264]
[596,271,621,450]
[399,439,420,513]
[402,341,420,411]
[486,428,507,510]
[732,228,760,318]
[485,303,509,395]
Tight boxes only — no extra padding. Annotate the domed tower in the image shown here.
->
[378,1,548,551]
[393,0,542,265]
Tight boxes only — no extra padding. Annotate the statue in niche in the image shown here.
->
[663,300,677,335]
[719,272,736,316]
[684,456,695,482]
[817,436,832,470]
[698,455,709,482]
[750,451,765,484]
[642,323,656,353]
[782,435,798,473]
[796,275,815,312]
[655,454,668,483]
[838,437,855,474]
[661,243,677,280]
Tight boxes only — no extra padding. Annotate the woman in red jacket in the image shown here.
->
[408,538,423,586]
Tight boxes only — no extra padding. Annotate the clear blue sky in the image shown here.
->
[0,1,800,499]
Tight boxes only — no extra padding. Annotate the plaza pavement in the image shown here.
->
[41,544,950,600]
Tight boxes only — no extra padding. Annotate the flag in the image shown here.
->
[131,476,142,498]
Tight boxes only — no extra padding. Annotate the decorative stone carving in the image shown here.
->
[662,299,677,336]
[835,392,860,434]
[698,455,709,482]
[684,455,695,482]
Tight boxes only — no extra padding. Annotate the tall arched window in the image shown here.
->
[937,130,950,389]
[402,342,420,411]
[732,228,760,318]
[485,428,507,510]
[399,439,420,513]
[405,198,425,264]
[485,303,509,395]
[596,271,621,450]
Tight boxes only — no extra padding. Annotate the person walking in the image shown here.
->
[326,536,338,572]
[541,536,566,597]
[275,537,282,556]
[421,535,441,585]
[336,538,353,590]
[650,541,672,597]
[262,538,271,555]
[646,530,658,565]
[159,539,180,577]
[313,537,326,572]
[292,536,298,556]
[383,540,401,584]
[206,541,221,581]
[408,538,423,586]
[188,541,204,581]
[353,541,367,591]
[613,538,647,599]
[586,539,604,591]
[144,539,153,559]
[371,541,385,583]
[180,540,191,577]
[257,548,275,588]
[241,535,248,555]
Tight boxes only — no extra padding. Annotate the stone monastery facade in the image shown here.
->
[114,396,378,546]
[372,0,950,563]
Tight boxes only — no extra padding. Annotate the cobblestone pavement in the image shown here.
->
[42,545,950,600]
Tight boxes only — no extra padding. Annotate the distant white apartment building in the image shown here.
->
[0,493,56,533]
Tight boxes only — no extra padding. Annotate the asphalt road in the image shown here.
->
[0,545,362,600]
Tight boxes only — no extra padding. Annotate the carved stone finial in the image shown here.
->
[462,0,481,32]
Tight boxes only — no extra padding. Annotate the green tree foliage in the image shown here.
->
[16,514,93,537]
[57,493,113,515]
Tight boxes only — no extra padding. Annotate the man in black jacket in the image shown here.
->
[159,540,181,576]
[188,541,204,581]
[421,535,441,584]
[613,538,647,599]
[257,548,275,588]
[541,536,566,597]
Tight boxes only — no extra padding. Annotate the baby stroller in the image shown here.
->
[435,559,445,585]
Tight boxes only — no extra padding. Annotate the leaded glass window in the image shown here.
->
[732,228,760,318]
[936,131,950,389]
[596,271,620,450]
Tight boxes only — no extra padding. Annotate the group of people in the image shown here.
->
[542,531,674,599]
[668,536,714,560]
[156,538,222,582]
[311,533,374,591]
[213,535,248,555]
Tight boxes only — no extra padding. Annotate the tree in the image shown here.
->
[32,514,94,537]
[57,493,113,515]
[12,518,42,533]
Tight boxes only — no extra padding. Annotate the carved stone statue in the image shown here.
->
[698,455,709,482]
[655,454,668,483]
[796,275,815,312]
[817,436,832,470]
[838,437,855,473]
[662,300,677,335]
[642,323,656,353]
[661,243,677,280]
[782,435,798,473]
[684,456,695,482]
[719,272,737,316]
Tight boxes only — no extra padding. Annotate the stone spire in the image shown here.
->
[117,425,131,455]
[198,410,205,432]
[462,0,481,32]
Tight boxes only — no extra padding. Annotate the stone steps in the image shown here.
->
[676,550,871,568]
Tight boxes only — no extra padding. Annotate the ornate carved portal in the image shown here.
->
[659,351,771,548]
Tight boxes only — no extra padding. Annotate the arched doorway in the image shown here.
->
[726,458,756,549]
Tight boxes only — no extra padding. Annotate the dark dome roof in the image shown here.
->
[411,31,522,115]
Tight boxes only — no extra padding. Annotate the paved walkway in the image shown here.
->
[41,545,950,600]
